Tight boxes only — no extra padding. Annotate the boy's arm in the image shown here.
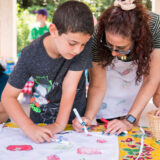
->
[106,48,160,135]
[2,83,53,143]
[2,83,32,126]
[47,70,83,133]
[72,62,106,132]
[0,102,8,123]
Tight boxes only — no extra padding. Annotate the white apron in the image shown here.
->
[96,58,142,119]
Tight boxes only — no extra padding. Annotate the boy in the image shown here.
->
[28,8,49,42]
[0,64,8,123]
[1,1,94,143]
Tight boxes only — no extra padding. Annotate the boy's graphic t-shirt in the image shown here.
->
[8,32,92,124]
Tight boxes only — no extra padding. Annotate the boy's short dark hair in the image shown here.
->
[52,1,94,35]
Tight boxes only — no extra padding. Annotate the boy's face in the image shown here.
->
[36,14,47,22]
[56,32,90,59]
[49,24,90,59]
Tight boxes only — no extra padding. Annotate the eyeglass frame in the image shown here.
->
[100,34,134,55]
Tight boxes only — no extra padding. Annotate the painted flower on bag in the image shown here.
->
[77,147,102,155]
[47,155,60,160]
[121,68,132,75]
[96,139,107,143]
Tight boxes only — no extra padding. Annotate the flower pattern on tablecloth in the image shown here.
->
[119,127,160,160]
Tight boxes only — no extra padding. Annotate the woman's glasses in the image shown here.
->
[100,35,133,55]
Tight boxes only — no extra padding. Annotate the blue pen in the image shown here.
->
[73,108,88,134]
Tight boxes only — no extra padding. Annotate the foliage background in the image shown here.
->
[17,0,152,52]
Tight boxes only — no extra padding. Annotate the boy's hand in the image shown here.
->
[23,124,54,143]
[105,119,133,135]
[155,108,160,116]
[43,122,65,134]
[72,117,92,132]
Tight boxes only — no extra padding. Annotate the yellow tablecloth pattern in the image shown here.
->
[4,123,160,160]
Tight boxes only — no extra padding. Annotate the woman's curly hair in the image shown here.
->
[97,0,153,83]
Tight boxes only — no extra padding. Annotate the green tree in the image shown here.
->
[17,0,152,52]
[17,4,35,51]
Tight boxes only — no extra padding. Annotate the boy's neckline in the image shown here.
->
[41,33,63,60]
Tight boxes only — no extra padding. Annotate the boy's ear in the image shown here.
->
[49,24,58,38]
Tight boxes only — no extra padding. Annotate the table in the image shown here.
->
[3,123,160,160]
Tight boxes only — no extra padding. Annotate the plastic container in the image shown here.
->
[4,60,15,75]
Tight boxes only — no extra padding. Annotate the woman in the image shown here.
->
[153,85,160,116]
[72,0,160,135]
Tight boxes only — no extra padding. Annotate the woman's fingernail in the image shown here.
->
[82,122,85,126]
[87,127,90,130]
[119,132,125,136]
[82,128,84,131]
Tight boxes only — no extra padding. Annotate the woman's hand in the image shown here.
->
[155,108,160,116]
[105,119,133,135]
[72,117,92,132]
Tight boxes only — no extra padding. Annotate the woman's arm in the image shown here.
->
[85,62,107,120]
[105,49,160,135]
[72,62,106,131]
[128,49,160,117]
[153,83,160,116]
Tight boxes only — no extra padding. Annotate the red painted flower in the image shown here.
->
[137,158,145,160]
[145,157,152,159]
[126,138,133,142]
[146,152,151,156]
[141,153,145,156]
[145,147,154,151]
[47,155,60,160]
[7,145,33,151]
[128,144,136,148]
[96,139,107,143]
[127,155,134,158]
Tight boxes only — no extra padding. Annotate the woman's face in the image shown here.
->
[105,31,133,57]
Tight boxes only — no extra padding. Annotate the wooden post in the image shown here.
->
[152,0,160,15]
[0,0,17,62]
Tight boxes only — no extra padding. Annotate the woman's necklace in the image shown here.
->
[120,55,127,61]
[118,52,134,62]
